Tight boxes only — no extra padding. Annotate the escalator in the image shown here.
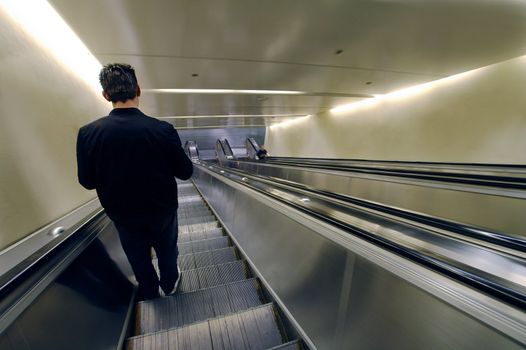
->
[125,181,302,349]
[1,161,525,349]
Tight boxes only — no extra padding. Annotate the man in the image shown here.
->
[256,145,268,160]
[76,63,193,300]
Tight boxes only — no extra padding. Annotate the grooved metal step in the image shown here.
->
[179,228,224,243]
[135,278,263,335]
[179,247,238,271]
[178,215,217,226]
[179,189,199,195]
[179,221,219,234]
[178,195,203,205]
[178,208,211,218]
[178,204,209,212]
[152,236,230,258]
[127,304,283,350]
[153,247,238,272]
[177,260,250,293]
[178,236,231,255]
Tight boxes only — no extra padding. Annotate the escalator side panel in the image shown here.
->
[193,165,526,349]
[0,222,134,350]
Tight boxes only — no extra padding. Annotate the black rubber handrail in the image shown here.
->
[246,138,259,152]
[267,156,526,169]
[239,158,526,190]
[216,139,228,157]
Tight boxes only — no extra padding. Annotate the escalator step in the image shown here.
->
[178,195,203,205]
[152,236,230,257]
[135,278,263,334]
[179,260,249,293]
[178,215,217,226]
[180,247,238,270]
[178,204,209,213]
[152,247,238,272]
[178,228,224,243]
[267,340,302,349]
[127,304,282,350]
[178,236,231,255]
[179,221,219,234]
[178,208,211,219]
[180,190,198,194]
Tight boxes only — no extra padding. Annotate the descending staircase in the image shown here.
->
[125,181,303,350]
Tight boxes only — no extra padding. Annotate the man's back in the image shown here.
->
[77,107,193,221]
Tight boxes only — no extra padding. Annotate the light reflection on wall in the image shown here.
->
[269,115,311,130]
[0,0,102,92]
[330,64,488,115]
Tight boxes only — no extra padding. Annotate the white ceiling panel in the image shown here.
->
[49,0,526,129]
[138,93,364,117]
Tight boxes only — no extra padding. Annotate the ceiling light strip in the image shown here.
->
[159,114,308,119]
[177,125,268,130]
[143,89,375,98]
[143,89,304,95]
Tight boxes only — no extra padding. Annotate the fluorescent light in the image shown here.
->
[330,67,483,115]
[159,114,309,119]
[0,0,102,92]
[177,125,267,129]
[142,89,305,95]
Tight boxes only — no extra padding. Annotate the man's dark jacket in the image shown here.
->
[76,108,193,221]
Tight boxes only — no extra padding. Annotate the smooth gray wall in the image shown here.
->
[0,8,107,250]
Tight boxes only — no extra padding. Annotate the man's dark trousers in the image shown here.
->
[113,211,179,300]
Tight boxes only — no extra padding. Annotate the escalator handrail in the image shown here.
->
[246,138,259,152]
[0,208,108,333]
[197,162,526,309]
[238,158,526,190]
[267,156,526,170]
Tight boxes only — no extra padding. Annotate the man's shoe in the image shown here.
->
[166,265,182,296]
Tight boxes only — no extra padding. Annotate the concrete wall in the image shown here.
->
[0,8,108,250]
[265,55,526,164]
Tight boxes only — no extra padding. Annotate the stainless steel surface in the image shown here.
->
[193,164,526,349]
[48,0,526,128]
[212,164,526,304]
[0,216,135,350]
[0,199,102,279]
[231,160,526,241]
[48,226,65,238]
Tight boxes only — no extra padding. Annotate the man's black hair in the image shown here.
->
[99,63,138,103]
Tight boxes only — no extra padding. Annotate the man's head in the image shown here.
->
[99,63,140,104]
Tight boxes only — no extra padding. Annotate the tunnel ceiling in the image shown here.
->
[49,0,526,129]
